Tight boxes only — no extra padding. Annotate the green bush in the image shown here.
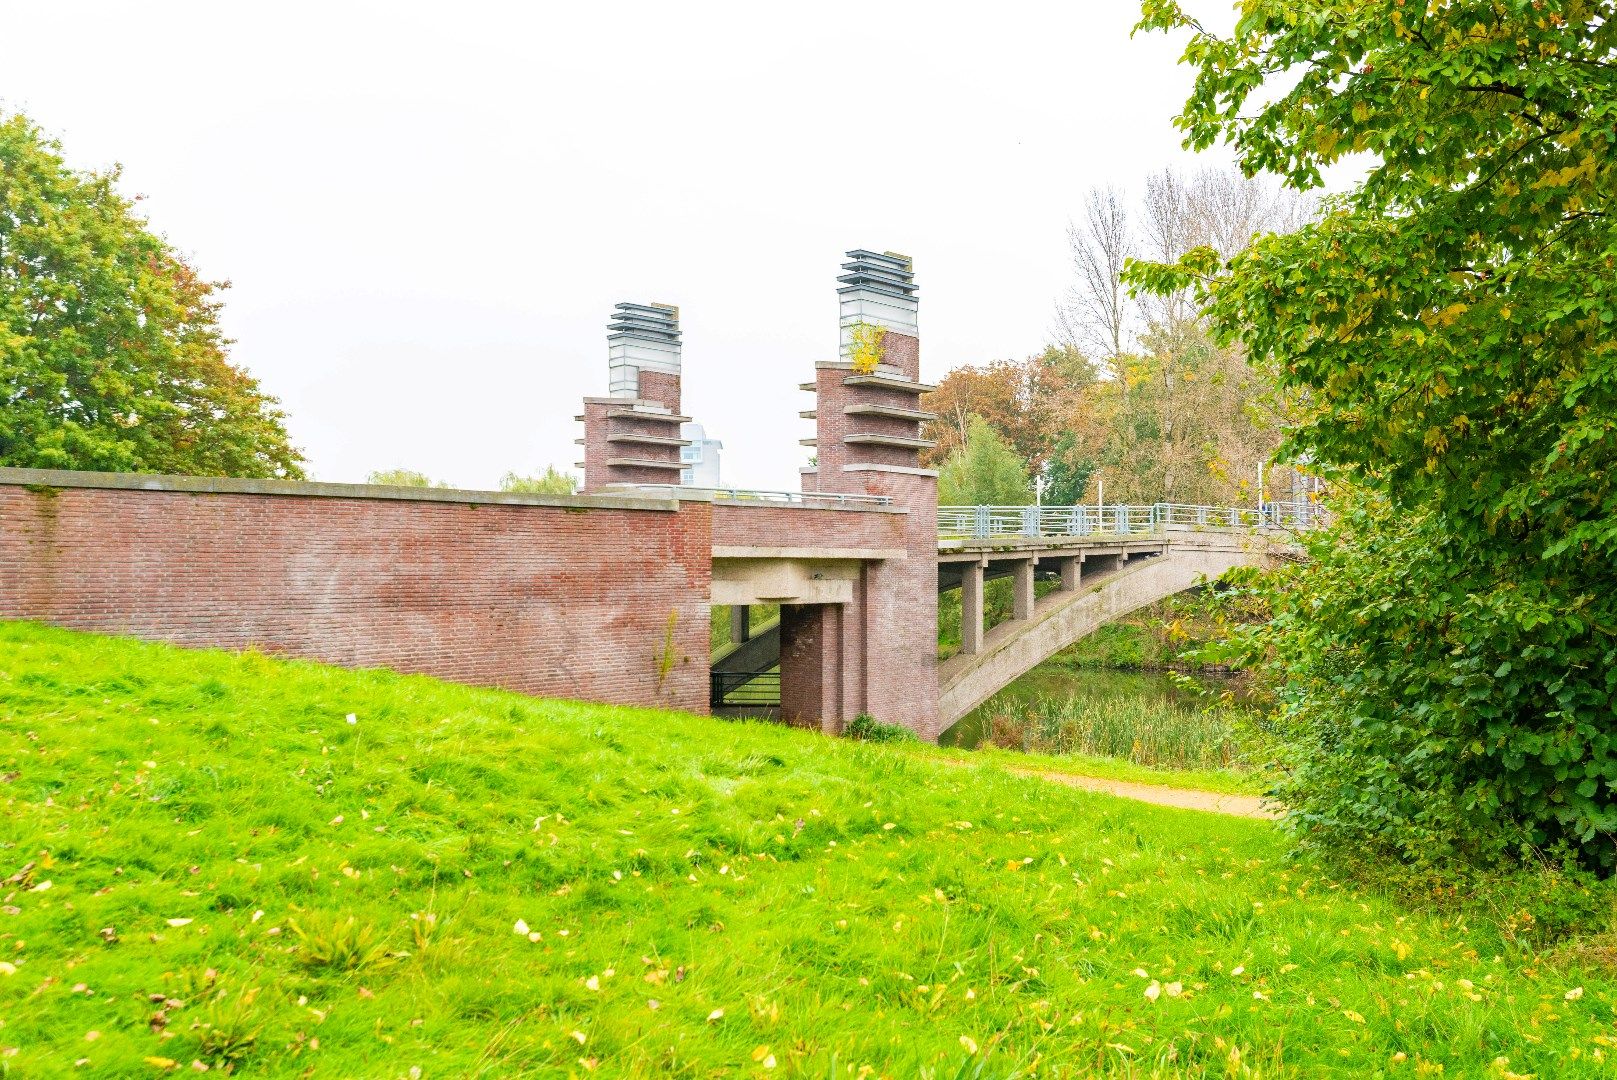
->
[1221,496,1617,874]
[844,713,918,744]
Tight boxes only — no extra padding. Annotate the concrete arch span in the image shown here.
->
[937,535,1277,727]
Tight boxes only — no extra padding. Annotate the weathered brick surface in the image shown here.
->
[637,370,681,413]
[0,483,713,712]
[802,333,941,738]
[879,332,920,380]
[711,503,906,552]
[780,602,840,730]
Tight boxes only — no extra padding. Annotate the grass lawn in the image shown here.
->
[3,621,1615,1077]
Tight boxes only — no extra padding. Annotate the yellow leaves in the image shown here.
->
[1532,154,1597,190]
[144,1058,179,1070]
[960,1035,980,1055]
[1344,1009,1366,1023]
[1565,986,1584,1001]
[707,1008,725,1022]
[846,322,887,375]
[1352,101,1370,124]
[751,1045,778,1068]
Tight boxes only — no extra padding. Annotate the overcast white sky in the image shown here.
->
[3,1,1237,491]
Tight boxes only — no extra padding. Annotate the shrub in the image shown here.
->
[844,714,917,743]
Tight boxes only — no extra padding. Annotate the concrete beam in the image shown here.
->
[712,557,861,606]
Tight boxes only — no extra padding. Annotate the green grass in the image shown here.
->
[976,693,1248,772]
[4,622,1617,1077]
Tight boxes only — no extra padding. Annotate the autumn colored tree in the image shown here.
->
[1136,0,1617,870]
[921,346,1092,472]
[0,112,303,478]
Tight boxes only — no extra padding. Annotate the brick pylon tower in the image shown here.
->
[577,303,690,491]
[791,251,941,738]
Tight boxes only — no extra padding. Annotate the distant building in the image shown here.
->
[680,422,723,487]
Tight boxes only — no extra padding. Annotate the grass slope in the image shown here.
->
[2,622,1614,1077]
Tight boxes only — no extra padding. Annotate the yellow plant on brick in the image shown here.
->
[846,322,886,375]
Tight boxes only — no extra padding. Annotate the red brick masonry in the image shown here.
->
[0,470,713,712]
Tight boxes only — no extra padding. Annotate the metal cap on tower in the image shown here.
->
[607,302,681,398]
[837,250,916,360]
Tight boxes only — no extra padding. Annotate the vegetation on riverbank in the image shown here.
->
[8,621,1617,1076]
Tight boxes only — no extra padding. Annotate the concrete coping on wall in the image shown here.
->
[0,467,682,513]
[713,546,907,561]
[606,484,908,514]
[840,463,940,478]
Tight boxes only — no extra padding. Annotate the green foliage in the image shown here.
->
[843,713,918,744]
[1039,431,1095,506]
[0,112,304,479]
[499,466,577,495]
[1134,1,1617,871]
[364,468,448,488]
[937,417,1032,505]
[7,621,1617,1074]
[710,603,779,655]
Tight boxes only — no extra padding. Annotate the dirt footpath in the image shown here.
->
[1010,767,1276,819]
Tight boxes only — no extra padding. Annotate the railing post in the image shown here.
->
[1022,505,1037,538]
[973,505,989,540]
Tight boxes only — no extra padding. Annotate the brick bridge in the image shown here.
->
[0,249,1310,742]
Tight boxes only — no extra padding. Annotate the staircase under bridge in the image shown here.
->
[706,499,1312,726]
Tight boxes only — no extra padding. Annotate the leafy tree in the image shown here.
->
[499,467,578,495]
[1136,1,1617,869]
[922,346,1091,472]
[366,469,448,489]
[0,112,303,478]
[937,417,1032,506]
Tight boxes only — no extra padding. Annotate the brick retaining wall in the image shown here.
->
[0,469,713,712]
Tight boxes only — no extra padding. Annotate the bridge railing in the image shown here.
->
[938,501,1323,540]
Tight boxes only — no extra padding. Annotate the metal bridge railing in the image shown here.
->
[711,670,781,708]
[938,501,1324,540]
